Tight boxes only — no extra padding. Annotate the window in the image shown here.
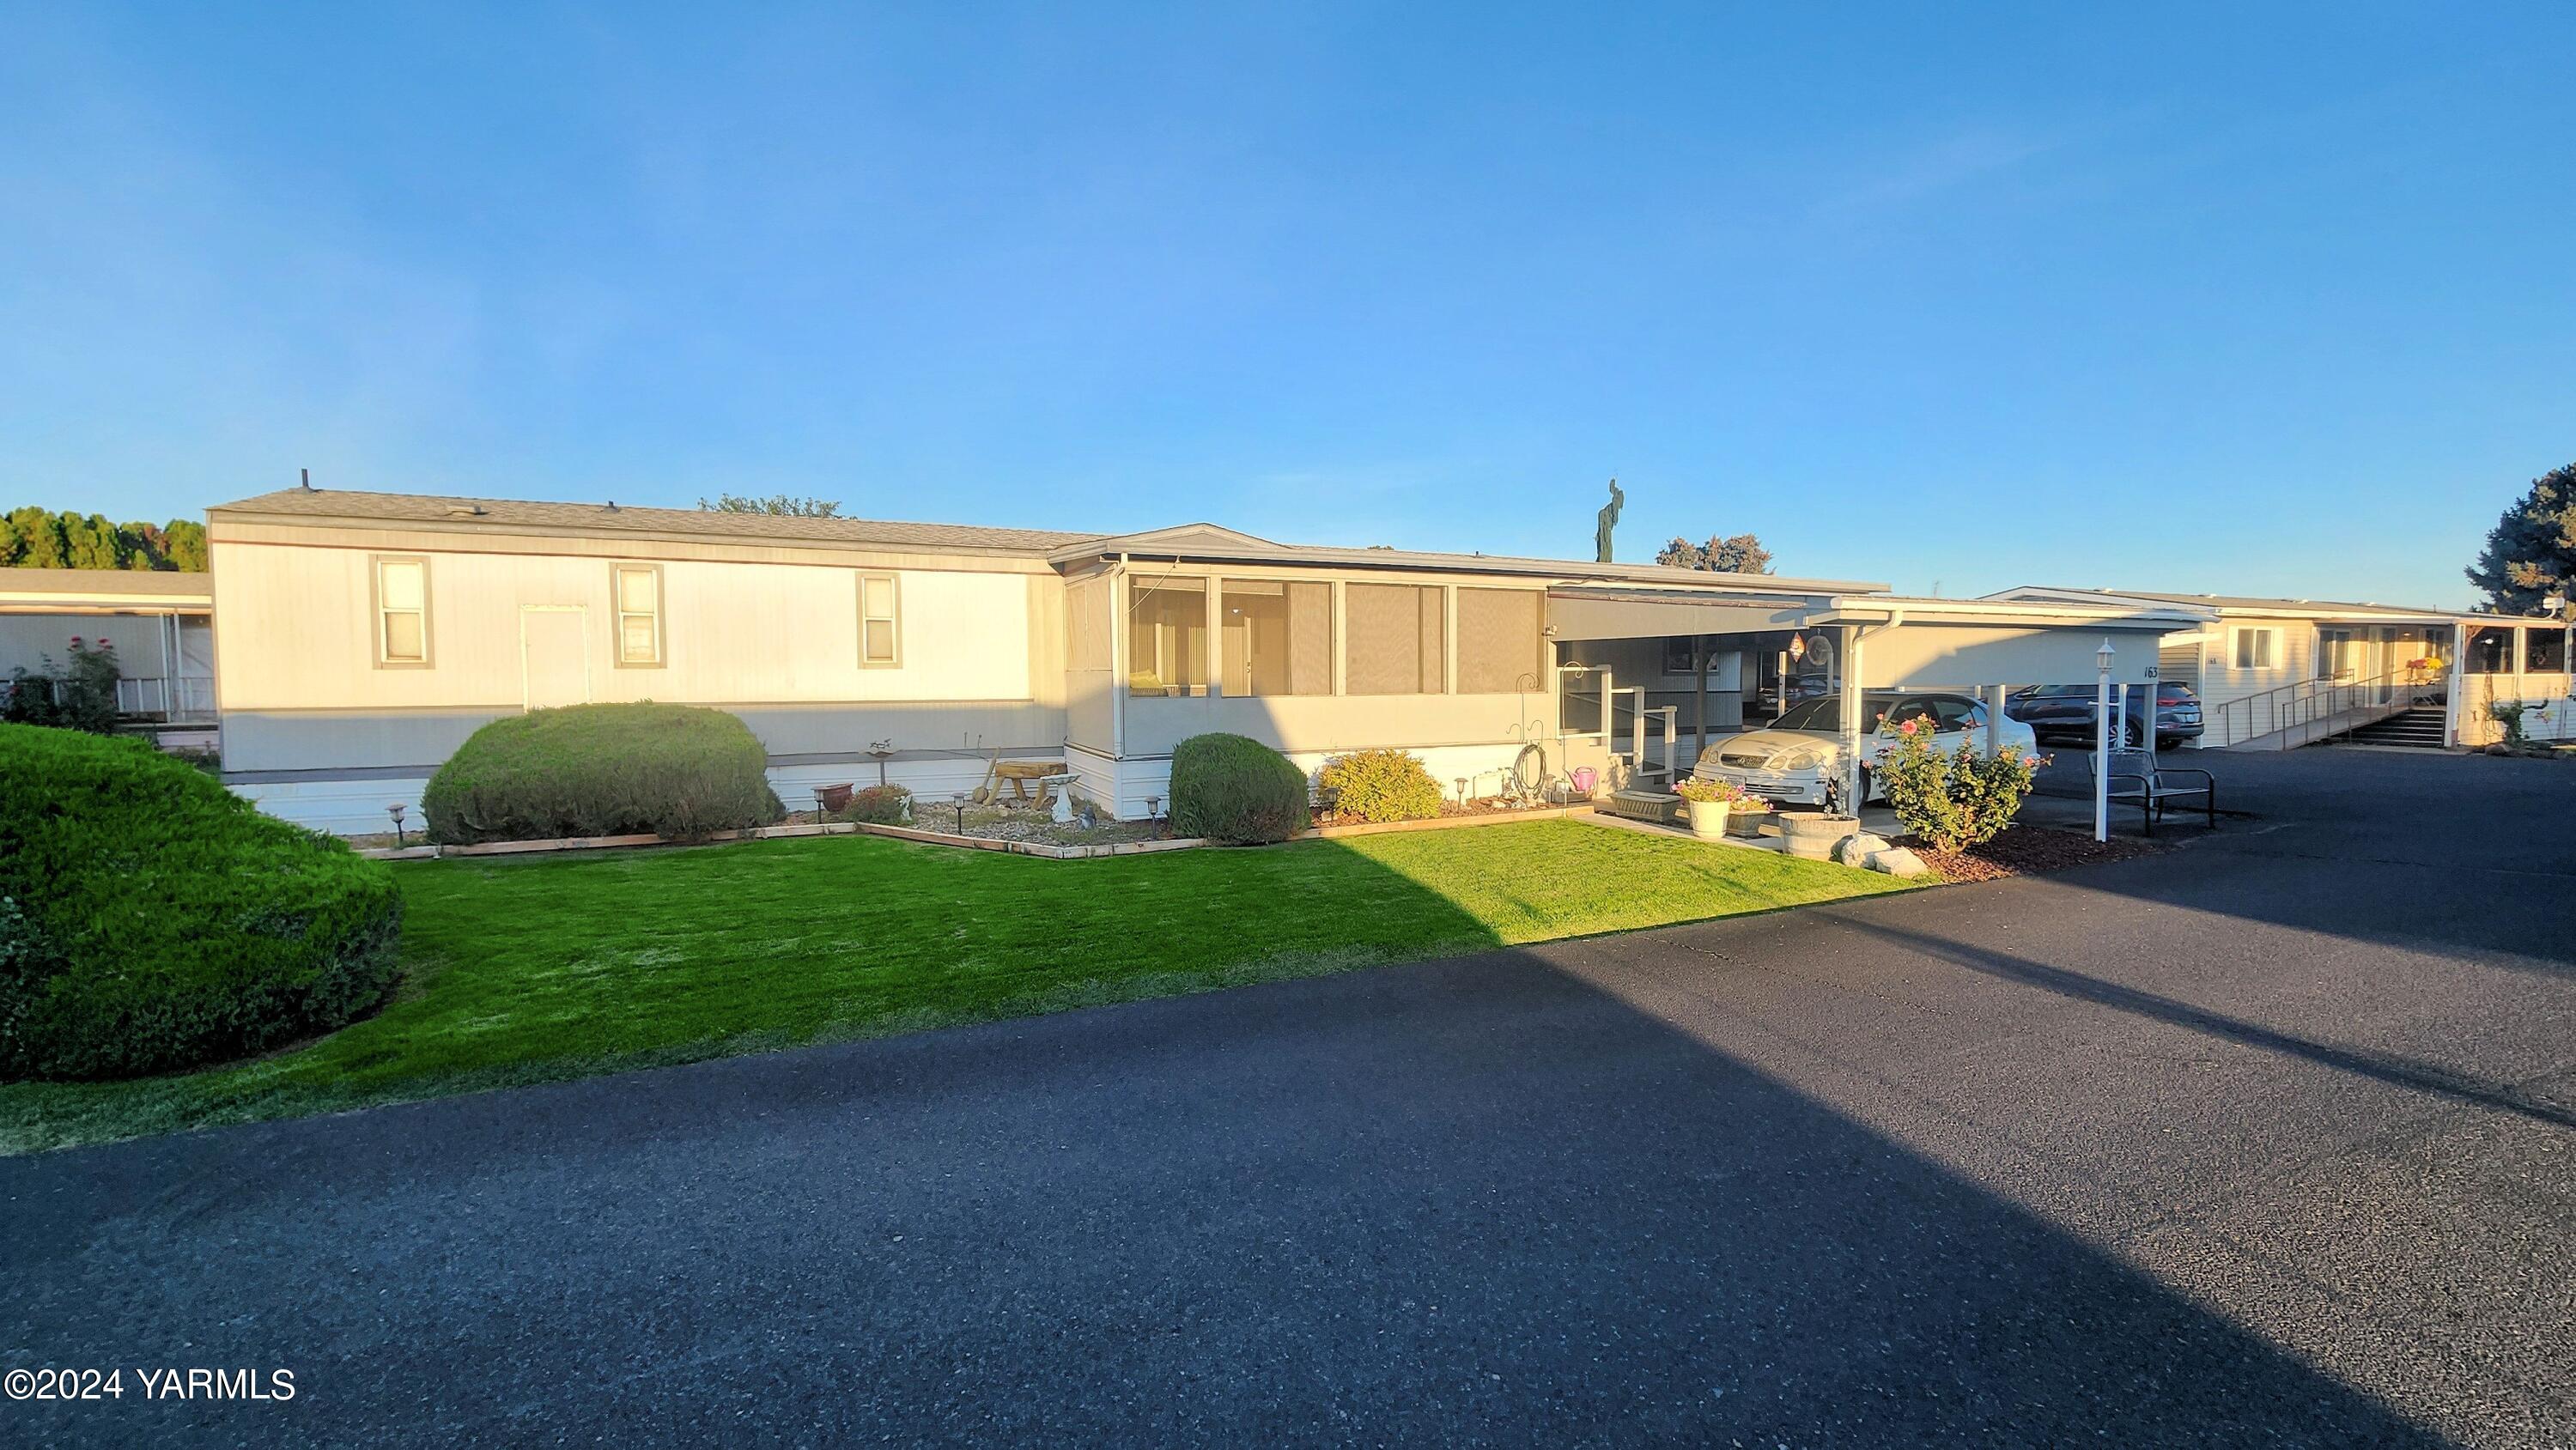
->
[1458,589,1542,694]
[2464,627,2512,675]
[1220,579,1330,696]
[614,564,663,666]
[2527,628,2568,674]
[1127,574,1207,695]
[1345,583,1445,695]
[1931,698,1984,733]
[859,573,900,667]
[373,556,428,666]
[2317,628,2356,680]
[2232,628,2278,670]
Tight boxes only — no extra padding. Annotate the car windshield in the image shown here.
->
[1771,696,1895,733]
[2030,684,2093,698]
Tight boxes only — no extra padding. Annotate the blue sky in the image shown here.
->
[3,3,2568,606]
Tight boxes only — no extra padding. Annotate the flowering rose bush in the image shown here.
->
[1874,720,2045,854]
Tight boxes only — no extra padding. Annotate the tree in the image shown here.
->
[8,507,68,568]
[1656,532,1774,575]
[699,493,841,517]
[161,519,210,572]
[2467,463,2576,618]
[0,508,209,570]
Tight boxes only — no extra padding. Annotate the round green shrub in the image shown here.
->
[0,724,403,1081]
[424,702,785,845]
[1168,732,1310,844]
[1317,748,1443,823]
[835,784,912,825]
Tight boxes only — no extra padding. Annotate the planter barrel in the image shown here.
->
[1781,813,1860,861]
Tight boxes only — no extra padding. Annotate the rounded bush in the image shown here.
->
[835,784,912,825]
[424,702,785,845]
[0,724,403,1081]
[1168,732,1310,844]
[1317,748,1443,822]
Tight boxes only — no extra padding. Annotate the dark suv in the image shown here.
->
[2007,683,2204,749]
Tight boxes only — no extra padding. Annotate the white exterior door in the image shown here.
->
[520,606,591,711]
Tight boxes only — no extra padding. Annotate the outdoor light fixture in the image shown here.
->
[949,791,968,834]
[1145,793,1163,839]
[386,802,408,849]
[1788,633,1807,662]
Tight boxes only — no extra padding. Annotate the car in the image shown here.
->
[2006,683,2204,749]
[1689,691,2039,807]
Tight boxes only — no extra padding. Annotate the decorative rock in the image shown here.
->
[1835,831,1892,865]
[1865,846,1930,877]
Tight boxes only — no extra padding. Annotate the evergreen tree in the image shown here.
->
[162,519,210,571]
[61,513,125,569]
[699,493,842,517]
[1656,532,1775,574]
[2466,463,2576,618]
[8,507,69,568]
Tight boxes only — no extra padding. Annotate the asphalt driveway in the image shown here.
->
[6,748,2573,1446]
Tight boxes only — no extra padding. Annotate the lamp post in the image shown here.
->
[2094,639,2115,843]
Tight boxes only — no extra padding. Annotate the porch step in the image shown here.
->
[2338,707,2447,749]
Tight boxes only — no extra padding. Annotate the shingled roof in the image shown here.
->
[209,488,1107,557]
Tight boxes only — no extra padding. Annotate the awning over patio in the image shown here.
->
[1546,588,2208,688]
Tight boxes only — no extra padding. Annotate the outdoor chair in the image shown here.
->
[2088,747,2216,836]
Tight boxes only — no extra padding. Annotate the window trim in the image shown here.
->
[2230,626,2279,672]
[370,554,432,669]
[858,572,902,669]
[611,562,665,669]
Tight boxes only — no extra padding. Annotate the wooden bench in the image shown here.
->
[2089,748,2215,836]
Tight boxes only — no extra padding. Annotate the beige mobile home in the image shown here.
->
[208,488,2196,834]
[1986,586,2574,749]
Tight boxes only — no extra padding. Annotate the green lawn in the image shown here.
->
[0,820,1907,1153]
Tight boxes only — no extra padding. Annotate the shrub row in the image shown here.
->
[0,725,404,1081]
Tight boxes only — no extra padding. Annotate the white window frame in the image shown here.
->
[859,573,902,668]
[612,562,665,668]
[372,555,431,668]
[2231,627,2279,671]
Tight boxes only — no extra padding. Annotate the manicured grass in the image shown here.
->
[0,820,1908,1152]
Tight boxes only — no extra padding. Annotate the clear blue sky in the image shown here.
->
[4,3,2568,606]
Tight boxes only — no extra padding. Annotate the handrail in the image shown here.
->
[2206,668,2444,749]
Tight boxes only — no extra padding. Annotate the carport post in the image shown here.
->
[2094,639,2114,842]
[1692,635,1709,766]
[1986,684,2005,755]
[1838,626,1865,813]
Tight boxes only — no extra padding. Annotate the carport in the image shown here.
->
[1546,585,2211,808]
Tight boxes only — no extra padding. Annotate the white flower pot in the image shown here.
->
[1685,798,1732,840]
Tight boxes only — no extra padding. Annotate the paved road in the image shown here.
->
[8,748,2574,1446]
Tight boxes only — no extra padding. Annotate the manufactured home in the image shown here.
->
[206,488,2195,834]
[1987,586,2573,749]
[0,567,216,726]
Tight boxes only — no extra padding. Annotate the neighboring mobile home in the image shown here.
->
[1986,586,2574,749]
[207,488,2193,834]
[0,567,216,726]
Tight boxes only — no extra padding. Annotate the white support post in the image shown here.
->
[1987,683,2006,755]
[2094,639,2114,842]
[1838,626,1864,813]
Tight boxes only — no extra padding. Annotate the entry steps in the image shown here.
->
[2336,707,2447,749]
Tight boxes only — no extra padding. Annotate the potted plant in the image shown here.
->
[1672,776,1761,840]
[1779,767,1862,860]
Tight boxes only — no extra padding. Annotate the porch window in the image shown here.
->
[2231,628,2278,670]
[859,573,901,667]
[2527,628,2568,674]
[1220,579,1330,696]
[613,564,663,666]
[1127,574,1208,696]
[373,556,429,666]
[1345,583,1445,695]
[2317,628,2356,680]
[2464,628,2512,675]
[1456,589,1542,694]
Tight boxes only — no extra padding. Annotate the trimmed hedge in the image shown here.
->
[834,784,912,825]
[1318,748,1443,822]
[1168,732,1309,844]
[423,703,784,845]
[0,724,403,1081]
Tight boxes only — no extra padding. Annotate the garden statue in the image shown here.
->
[1595,477,1623,563]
